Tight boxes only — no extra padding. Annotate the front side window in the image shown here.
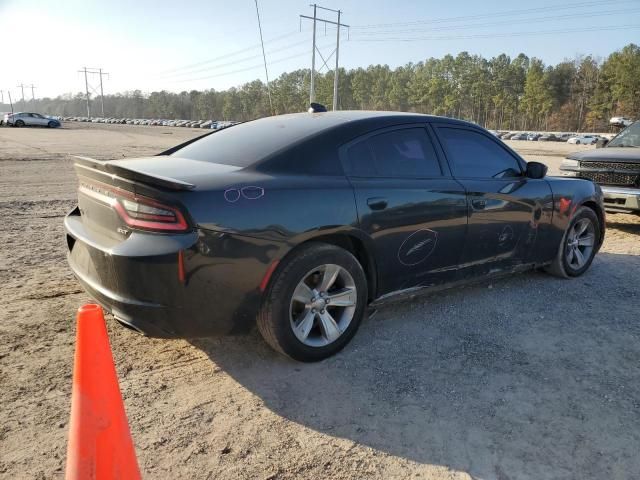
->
[345,128,442,178]
[438,127,522,179]
[608,122,640,148]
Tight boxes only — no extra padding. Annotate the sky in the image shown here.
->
[0,0,639,101]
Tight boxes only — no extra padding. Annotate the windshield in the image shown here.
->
[608,121,640,147]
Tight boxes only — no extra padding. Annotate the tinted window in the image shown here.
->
[438,127,522,178]
[345,128,441,178]
[172,114,349,168]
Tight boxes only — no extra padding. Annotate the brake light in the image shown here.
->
[78,179,189,232]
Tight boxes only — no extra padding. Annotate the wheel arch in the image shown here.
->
[579,199,606,249]
[267,231,378,302]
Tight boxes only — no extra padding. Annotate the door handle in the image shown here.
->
[367,197,388,211]
[471,199,487,210]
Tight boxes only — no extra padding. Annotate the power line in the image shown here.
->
[350,0,633,29]
[165,44,333,84]
[351,8,640,36]
[349,24,639,42]
[254,0,273,115]
[157,31,301,76]
[157,39,309,80]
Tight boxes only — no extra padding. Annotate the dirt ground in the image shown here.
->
[1,122,639,480]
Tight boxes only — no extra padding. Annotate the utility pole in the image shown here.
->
[300,5,349,110]
[98,68,108,117]
[0,90,4,105]
[17,83,26,110]
[29,84,36,104]
[78,67,108,118]
[8,91,14,113]
[310,4,317,104]
[79,67,91,118]
[333,9,341,111]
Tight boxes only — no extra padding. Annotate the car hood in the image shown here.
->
[567,147,640,162]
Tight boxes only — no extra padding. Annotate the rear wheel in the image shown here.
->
[545,206,600,278]
[15,120,24,127]
[257,243,367,362]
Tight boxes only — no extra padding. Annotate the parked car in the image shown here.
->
[5,112,61,128]
[64,110,605,361]
[510,133,529,140]
[527,133,542,141]
[561,120,640,214]
[610,117,633,128]
[538,134,559,142]
[568,135,597,145]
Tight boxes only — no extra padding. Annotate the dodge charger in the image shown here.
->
[65,110,605,361]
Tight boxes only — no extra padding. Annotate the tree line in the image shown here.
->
[4,43,639,132]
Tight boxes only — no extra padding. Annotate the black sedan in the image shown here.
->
[65,110,605,361]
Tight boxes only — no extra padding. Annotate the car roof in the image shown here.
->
[251,110,474,132]
[170,111,478,168]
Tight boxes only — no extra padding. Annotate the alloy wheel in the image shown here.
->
[289,264,358,347]
[565,218,595,270]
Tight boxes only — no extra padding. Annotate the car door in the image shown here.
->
[32,114,47,126]
[23,113,40,126]
[340,124,468,296]
[433,124,553,277]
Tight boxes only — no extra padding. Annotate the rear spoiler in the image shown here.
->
[71,155,196,191]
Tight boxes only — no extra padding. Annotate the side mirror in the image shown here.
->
[596,138,608,149]
[526,161,548,179]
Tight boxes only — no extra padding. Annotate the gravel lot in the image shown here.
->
[1,123,638,480]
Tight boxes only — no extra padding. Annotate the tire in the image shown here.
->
[15,120,24,127]
[48,121,55,128]
[575,140,580,144]
[545,206,600,278]
[257,242,368,362]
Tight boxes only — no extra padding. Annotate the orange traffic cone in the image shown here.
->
[65,304,141,480]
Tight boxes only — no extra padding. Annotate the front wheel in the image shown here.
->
[257,243,368,362]
[545,206,600,278]
[48,121,56,128]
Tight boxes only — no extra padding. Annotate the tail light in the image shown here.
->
[78,179,189,232]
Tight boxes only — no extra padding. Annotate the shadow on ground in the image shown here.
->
[191,252,640,479]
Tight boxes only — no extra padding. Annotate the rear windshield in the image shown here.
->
[170,115,334,167]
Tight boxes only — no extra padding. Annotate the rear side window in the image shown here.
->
[437,127,522,179]
[345,128,442,178]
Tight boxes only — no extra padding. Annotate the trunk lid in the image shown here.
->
[73,155,243,191]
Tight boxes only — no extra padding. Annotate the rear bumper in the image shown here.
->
[65,208,278,338]
[601,186,640,213]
